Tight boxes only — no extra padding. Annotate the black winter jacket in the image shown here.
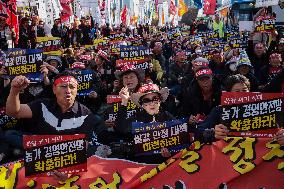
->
[114,105,176,164]
[181,78,222,118]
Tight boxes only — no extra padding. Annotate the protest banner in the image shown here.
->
[1,138,283,188]
[4,49,43,82]
[132,119,190,156]
[279,31,284,39]
[219,41,231,52]
[116,59,149,70]
[105,98,137,123]
[229,38,245,49]
[84,45,95,51]
[93,38,109,50]
[197,31,208,39]
[207,30,219,39]
[23,134,87,177]
[109,33,126,42]
[0,107,18,130]
[221,92,283,138]
[255,16,276,34]
[208,39,220,48]
[73,69,94,96]
[36,37,62,56]
[225,30,240,40]
[130,38,144,46]
[189,36,203,45]
[120,46,151,61]
[202,47,215,60]
[109,41,125,54]
[106,95,122,104]
[167,31,181,40]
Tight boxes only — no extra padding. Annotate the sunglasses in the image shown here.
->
[141,96,161,105]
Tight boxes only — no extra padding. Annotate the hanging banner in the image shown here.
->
[36,37,62,56]
[100,0,106,25]
[255,0,279,7]
[221,92,283,138]
[60,0,73,22]
[52,0,63,19]
[132,118,189,156]
[114,0,120,26]
[1,138,283,188]
[45,0,55,29]
[36,0,48,22]
[23,134,87,177]
[4,49,43,82]
[255,16,276,34]
[203,0,216,15]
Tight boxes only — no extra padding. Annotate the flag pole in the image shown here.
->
[9,2,14,48]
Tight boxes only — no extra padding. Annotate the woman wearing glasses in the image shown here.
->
[115,83,175,164]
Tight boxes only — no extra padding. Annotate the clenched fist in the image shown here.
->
[10,75,30,93]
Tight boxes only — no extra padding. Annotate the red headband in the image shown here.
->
[193,61,209,67]
[79,55,92,60]
[270,53,281,59]
[138,84,160,93]
[71,62,85,69]
[53,76,78,87]
[195,69,213,78]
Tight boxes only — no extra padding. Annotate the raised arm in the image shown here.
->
[6,75,32,118]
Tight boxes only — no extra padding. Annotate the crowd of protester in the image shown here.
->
[0,7,284,172]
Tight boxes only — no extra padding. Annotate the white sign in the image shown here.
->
[239,21,254,32]
[45,0,54,29]
[115,0,120,26]
[255,0,279,7]
[52,0,62,19]
[36,0,47,21]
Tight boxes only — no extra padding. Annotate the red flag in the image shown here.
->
[169,0,176,16]
[100,0,106,20]
[203,0,216,15]
[0,0,18,43]
[60,0,73,22]
[121,5,127,25]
